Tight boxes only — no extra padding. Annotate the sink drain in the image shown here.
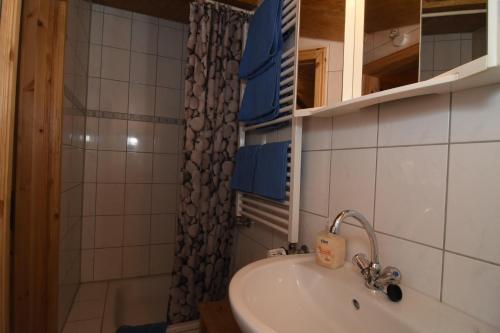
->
[352,299,360,310]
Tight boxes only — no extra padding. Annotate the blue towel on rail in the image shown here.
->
[231,145,261,193]
[239,52,282,124]
[239,0,283,79]
[253,141,290,201]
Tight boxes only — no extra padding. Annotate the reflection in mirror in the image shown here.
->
[420,0,487,80]
[362,0,421,95]
[298,0,345,107]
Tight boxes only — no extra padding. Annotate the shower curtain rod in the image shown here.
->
[200,0,254,14]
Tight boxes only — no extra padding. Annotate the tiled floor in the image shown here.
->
[63,275,171,333]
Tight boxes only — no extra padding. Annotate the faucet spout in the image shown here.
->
[330,209,380,267]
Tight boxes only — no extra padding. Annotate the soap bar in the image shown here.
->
[315,231,346,269]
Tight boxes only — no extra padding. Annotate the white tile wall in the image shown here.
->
[82,4,185,282]
[234,84,500,329]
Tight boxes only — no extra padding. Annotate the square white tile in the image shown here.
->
[150,244,174,274]
[156,57,182,89]
[87,78,100,111]
[446,142,500,264]
[298,211,329,250]
[102,14,131,50]
[377,233,443,299]
[375,145,448,247]
[97,151,126,183]
[302,117,333,151]
[450,83,500,142]
[158,26,184,59]
[95,183,125,215]
[130,52,157,85]
[127,121,154,152]
[300,150,331,217]
[95,215,124,248]
[103,6,131,18]
[378,94,450,146]
[129,83,155,116]
[132,12,158,24]
[155,87,181,118]
[82,216,95,249]
[90,12,103,44]
[152,154,178,184]
[125,184,152,214]
[67,299,105,322]
[99,79,129,113]
[131,21,158,54]
[442,252,500,328]
[126,152,153,183]
[81,250,94,282]
[330,148,376,224]
[76,282,108,302]
[151,184,177,214]
[88,44,102,77]
[100,46,130,81]
[150,214,176,244]
[123,215,150,246]
[94,247,122,280]
[332,106,378,149]
[83,183,96,216]
[85,117,99,150]
[433,40,461,71]
[123,246,150,277]
[98,118,127,151]
[84,150,97,183]
[154,123,179,153]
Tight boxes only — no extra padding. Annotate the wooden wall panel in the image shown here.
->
[12,0,65,332]
[0,0,23,332]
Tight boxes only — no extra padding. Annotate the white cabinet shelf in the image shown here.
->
[295,62,500,118]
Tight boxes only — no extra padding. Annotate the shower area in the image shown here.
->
[60,1,186,332]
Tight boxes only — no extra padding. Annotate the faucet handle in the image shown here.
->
[376,266,402,287]
[352,253,370,271]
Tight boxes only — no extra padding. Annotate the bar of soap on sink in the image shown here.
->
[315,230,346,269]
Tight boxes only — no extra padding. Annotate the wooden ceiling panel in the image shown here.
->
[93,0,258,24]
[365,0,420,33]
[300,0,345,41]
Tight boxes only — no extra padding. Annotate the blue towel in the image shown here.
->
[116,322,167,333]
[253,141,290,201]
[231,145,261,192]
[239,0,283,79]
[239,52,282,124]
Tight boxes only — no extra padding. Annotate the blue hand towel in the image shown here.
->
[231,145,261,193]
[239,0,283,79]
[253,141,290,201]
[239,52,282,124]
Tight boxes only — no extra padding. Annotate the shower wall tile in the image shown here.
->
[82,4,186,282]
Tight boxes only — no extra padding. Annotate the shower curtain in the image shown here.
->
[167,0,249,324]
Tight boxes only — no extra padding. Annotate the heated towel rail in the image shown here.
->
[236,0,301,243]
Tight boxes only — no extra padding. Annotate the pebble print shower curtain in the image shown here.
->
[167,0,249,323]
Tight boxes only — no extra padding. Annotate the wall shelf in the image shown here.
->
[295,59,500,118]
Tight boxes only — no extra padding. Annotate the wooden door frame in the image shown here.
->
[12,0,67,332]
[0,0,23,332]
[298,47,327,107]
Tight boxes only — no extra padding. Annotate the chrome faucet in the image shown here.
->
[331,210,401,292]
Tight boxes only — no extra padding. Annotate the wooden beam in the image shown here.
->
[13,0,64,332]
[0,0,22,331]
[422,0,487,13]
[363,44,420,76]
[93,0,258,23]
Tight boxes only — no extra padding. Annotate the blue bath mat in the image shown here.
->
[116,322,167,333]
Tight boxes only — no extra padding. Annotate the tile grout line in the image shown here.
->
[440,92,453,302]
[372,104,380,230]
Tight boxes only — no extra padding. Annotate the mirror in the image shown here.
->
[297,0,345,108]
[362,0,488,95]
[420,0,487,80]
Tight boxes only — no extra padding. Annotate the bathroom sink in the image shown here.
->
[229,254,499,333]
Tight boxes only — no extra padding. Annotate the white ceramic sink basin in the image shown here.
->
[229,254,499,333]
